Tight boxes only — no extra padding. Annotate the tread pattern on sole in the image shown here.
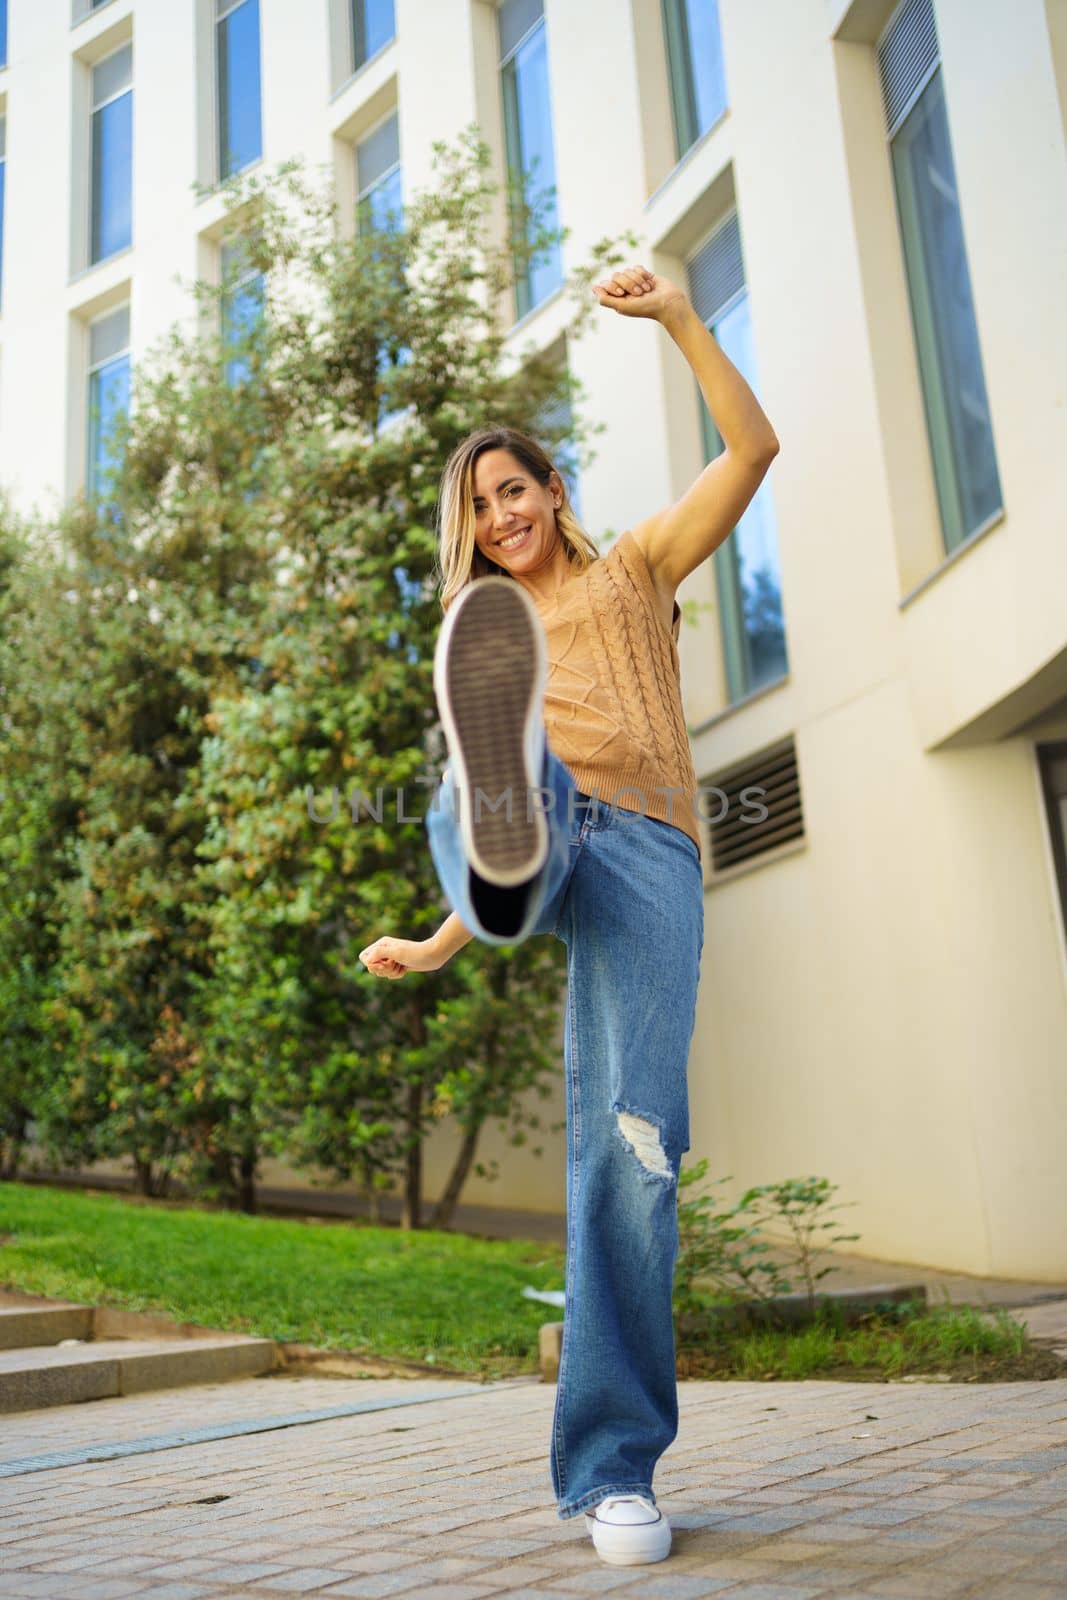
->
[444,582,546,879]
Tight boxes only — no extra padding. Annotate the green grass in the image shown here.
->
[675,1293,1060,1382]
[0,1181,566,1378]
[2,1182,1059,1383]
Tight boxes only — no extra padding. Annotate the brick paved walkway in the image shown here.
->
[2,1372,1067,1599]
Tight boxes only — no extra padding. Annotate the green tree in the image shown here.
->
[0,511,83,1179]
[2,127,641,1224]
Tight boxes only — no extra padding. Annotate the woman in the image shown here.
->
[359,264,779,1567]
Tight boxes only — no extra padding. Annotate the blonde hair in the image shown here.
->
[433,426,600,613]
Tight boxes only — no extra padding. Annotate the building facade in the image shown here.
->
[2,0,1066,1278]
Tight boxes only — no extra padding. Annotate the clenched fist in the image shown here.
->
[358,936,445,980]
[592,263,687,322]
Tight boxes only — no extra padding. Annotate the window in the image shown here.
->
[356,112,408,429]
[0,2,7,70]
[0,116,6,312]
[351,0,394,74]
[661,0,727,159]
[1038,743,1067,947]
[878,0,1001,555]
[687,211,787,705]
[90,43,132,265]
[535,384,582,521]
[87,304,130,507]
[216,0,262,181]
[498,0,562,322]
[356,111,401,235]
[220,237,264,387]
[72,0,119,21]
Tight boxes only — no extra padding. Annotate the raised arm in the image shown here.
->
[591,264,779,595]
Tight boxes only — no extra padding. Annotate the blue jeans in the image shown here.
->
[426,742,705,1519]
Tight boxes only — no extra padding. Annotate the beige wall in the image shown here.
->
[3,0,1066,1277]
[672,0,1067,1279]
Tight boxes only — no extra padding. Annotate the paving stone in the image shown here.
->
[310,1574,499,1600]
[378,1558,507,1585]
[492,1593,610,1599]
[695,1511,822,1535]
[302,1574,457,1598]
[2,1375,1067,1599]
[188,1565,294,1584]
[757,1567,868,1593]
[371,1585,500,1600]
[874,1526,964,1549]
[135,1558,229,1579]
[460,1563,564,1588]
[532,1579,704,1598]
[97,1554,211,1577]
[851,1574,971,1597]
[832,1505,933,1526]
[967,1586,1067,1600]
[634,1579,757,1597]
[899,1549,1036,1582]
[651,1556,794,1583]
[733,1539,843,1565]
[701,1586,825,1599]
[124,1588,221,1600]
[951,1529,1065,1556]
[13,1583,154,1600]
[0,1548,82,1571]
[1018,1556,1067,1582]
[459,1540,559,1559]
[239,1568,367,1592]
[525,1573,638,1593]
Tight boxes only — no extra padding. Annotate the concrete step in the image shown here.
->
[0,1290,277,1413]
[0,1300,94,1348]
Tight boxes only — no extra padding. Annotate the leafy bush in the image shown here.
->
[674,1158,862,1324]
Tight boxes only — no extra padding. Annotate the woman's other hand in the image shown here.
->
[358,936,446,980]
[592,264,687,322]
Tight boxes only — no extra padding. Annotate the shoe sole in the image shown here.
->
[433,577,549,888]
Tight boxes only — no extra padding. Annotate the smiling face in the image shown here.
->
[470,448,564,575]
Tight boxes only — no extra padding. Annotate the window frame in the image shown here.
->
[349,0,396,78]
[660,0,728,160]
[877,0,1003,559]
[354,108,401,232]
[88,39,134,268]
[215,0,263,185]
[686,212,788,707]
[85,302,131,504]
[219,232,265,387]
[497,0,563,324]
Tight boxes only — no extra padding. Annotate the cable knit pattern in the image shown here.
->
[533,529,703,863]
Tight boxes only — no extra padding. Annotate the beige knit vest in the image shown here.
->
[532,529,703,864]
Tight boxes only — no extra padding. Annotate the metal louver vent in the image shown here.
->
[687,210,744,328]
[877,0,939,139]
[705,738,804,874]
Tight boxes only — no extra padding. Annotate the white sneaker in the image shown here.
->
[584,1494,672,1566]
